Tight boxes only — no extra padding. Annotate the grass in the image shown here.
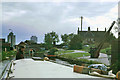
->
[81,46,90,52]
[56,50,102,65]
[100,49,106,53]
[100,47,111,55]
[60,52,90,59]
[55,50,74,55]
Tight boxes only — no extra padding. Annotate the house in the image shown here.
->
[77,27,115,44]
[0,38,10,51]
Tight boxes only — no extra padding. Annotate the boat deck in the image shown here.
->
[10,59,102,78]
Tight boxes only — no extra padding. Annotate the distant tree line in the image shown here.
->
[44,31,82,50]
[44,31,59,49]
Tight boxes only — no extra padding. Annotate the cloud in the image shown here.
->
[2,2,118,44]
[3,10,27,21]
[65,4,118,37]
[2,0,118,2]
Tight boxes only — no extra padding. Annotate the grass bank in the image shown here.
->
[55,49,101,66]
[55,50,74,55]
[60,52,90,59]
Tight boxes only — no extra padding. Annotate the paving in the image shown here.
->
[10,59,102,78]
[78,53,110,65]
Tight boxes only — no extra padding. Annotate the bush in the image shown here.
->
[1,51,16,61]
[57,56,102,66]
[100,47,111,55]
[111,61,119,74]
[49,47,58,55]
[106,48,111,55]
[69,35,83,50]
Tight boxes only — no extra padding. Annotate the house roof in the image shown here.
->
[78,31,106,38]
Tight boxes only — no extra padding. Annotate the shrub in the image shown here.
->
[100,47,111,55]
[111,61,119,74]
[69,35,83,50]
[49,47,58,55]
[57,56,102,66]
[2,51,16,61]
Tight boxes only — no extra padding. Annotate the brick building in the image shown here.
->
[0,39,10,51]
[77,27,115,44]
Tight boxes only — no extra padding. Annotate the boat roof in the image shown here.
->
[10,59,101,78]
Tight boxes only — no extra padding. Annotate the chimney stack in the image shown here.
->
[97,28,98,31]
[88,27,90,31]
[81,16,83,31]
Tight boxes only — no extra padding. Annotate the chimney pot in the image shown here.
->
[105,27,106,32]
[88,27,90,31]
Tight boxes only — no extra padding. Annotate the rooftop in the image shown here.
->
[11,59,101,78]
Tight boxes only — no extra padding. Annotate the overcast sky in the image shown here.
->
[1,1,118,44]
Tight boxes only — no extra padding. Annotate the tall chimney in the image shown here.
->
[97,28,98,31]
[81,16,83,31]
